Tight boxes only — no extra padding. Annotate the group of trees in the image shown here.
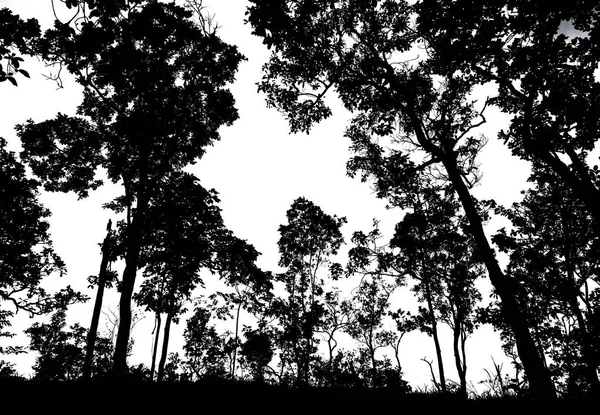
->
[1,0,599,400]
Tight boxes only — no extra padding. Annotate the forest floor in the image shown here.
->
[0,378,594,413]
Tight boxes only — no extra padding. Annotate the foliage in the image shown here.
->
[416,0,600,240]
[239,329,274,382]
[0,7,39,85]
[246,0,556,397]
[25,309,113,380]
[485,166,600,395]
[1,138,85,343]
[18,0,245,373]
[272,197,346,386]
[183,300,231,381]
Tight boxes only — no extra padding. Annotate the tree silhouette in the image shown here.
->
[133,172,227,382]
[25,308,113,381]
[246,1,555,397]
[346,223,405,388]
[18,0,244,376]
[273,197,346,386]
[314,288,354,382]
[389,185,483,396]
[183,299,230,381]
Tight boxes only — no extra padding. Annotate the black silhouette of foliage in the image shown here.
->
[18,0,244,375]
[0,8,39,86]
[415,0,600,241]
[133,171,268,381]
[240,329,274,383]
[272,197,346,386]
[183,301,230,380]
[0,138,84,341]
[389,184,483,396]
[485,165,600,395]
[25,309,113,380]
[246,0,556,398]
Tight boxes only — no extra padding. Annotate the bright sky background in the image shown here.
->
[0,0,540,391]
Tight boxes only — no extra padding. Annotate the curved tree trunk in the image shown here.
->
[452,319,467,398]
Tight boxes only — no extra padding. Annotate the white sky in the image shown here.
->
[0,0,536,391]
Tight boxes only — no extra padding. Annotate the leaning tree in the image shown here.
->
[247,0,555,397]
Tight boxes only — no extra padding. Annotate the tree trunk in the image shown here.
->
[441,153,556,399]
[425,282,446,394]
[231,300,243,380]
[157,307,175,382]
[112,212,145,376]
[113,153,150,377]
[452,319,467,398]
[150,312,162,381]
[82,219,113,380]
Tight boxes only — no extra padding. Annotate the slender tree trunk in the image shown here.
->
[112,213,145,376]
[157,307,175,382]
[231,300,243,380]
[425,282,446,393]
[441,153,556,399]
[150,312,162,381]
[452,320,467,398]
[113,160,150,377]
[82,219,113,380]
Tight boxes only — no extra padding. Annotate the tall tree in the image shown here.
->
[389,185,483,396]
[247,1,555,397]
[18,0,244,376]
[273,197,346,386]
[133,172,224,382]
[346,222,405,388]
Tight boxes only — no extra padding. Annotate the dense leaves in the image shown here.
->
[2,0,600,400]
[17,0,245,374]
[0,138,84,339]
[247,0,558,398]
[0,8,39,85]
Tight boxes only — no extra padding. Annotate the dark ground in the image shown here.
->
[0,378,594,413]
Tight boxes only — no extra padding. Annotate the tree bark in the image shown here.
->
[82,219,113,380]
